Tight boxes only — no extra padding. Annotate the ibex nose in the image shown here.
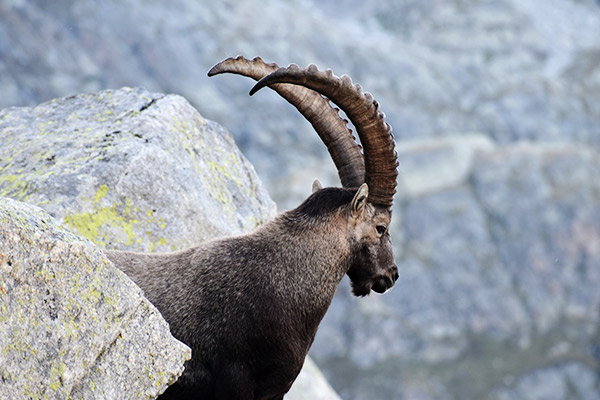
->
[391,265,399,282]
[383,265,399,290]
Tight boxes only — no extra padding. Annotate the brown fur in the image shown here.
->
[106,185,397,399]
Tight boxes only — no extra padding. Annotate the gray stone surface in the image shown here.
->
[0,87,276,252]
[489,362,599,400]
[311,136,600,400]
[287,357,342,400]
[0,197,191,399]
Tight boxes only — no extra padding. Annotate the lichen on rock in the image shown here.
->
[0,197,191,399]
[0,87,276,254]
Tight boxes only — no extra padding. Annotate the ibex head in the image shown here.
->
[209,57,399,296]
[342,183,398,296]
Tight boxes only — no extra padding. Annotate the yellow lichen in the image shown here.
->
[63,186,139,246]
[94,184,110,204]
[63,184,171,251]
[64,204,137,247]
[149,237,169,253]
[48,361,67,391]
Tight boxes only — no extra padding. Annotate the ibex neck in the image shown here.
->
[258,213,351,313]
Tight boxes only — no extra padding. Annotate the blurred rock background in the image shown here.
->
[1,0,599,399]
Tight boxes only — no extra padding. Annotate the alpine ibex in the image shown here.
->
[106,56,399,400]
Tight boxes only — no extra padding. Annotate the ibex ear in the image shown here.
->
[312,179,323,193]
[351,183,369,217]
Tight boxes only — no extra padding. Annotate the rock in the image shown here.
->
[311,136,600,400]
[0,87,277,252]
[286,357,342,400]
[0,88,339,399]
[1,0,599,208]
[0,197,191,399]
[489,362,599,400]
[396,134,495,198]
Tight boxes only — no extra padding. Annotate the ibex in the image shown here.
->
[106,56,399,400]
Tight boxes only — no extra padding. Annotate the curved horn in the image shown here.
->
[250,64,398,208]
[208,56,365,189]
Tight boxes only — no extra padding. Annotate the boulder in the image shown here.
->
[0,86,276,251]
[287,357,341,400]
[0,197,191,399]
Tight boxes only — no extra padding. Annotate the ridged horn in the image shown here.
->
[250,64,398,208]
[208,56,365,189]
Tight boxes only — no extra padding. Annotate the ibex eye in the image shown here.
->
[376,225,387,235]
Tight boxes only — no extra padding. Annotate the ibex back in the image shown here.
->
[106,56,399,400]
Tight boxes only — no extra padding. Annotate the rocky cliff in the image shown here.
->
[0,0,598,207]
[1,1,599,399]
[313,136,600,399]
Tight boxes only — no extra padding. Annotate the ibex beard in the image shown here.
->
[106,56,399,400]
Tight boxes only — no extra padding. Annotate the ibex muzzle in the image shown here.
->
[107,56,399,400]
